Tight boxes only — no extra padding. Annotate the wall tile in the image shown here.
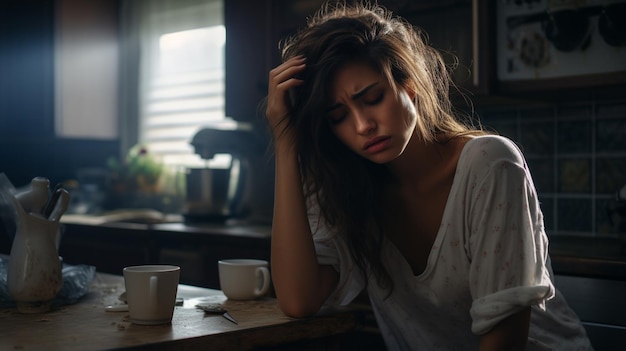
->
[519,107,554,119]
[557,198,592,232]
[479,101,626,237]
[596,158,626,194]
[479,109,518,140]
[596,198,624,237]
[596,118,626,152]
[597,102,626,118]
[527,158,554,193]
[558,158,591,193]
[557,119,592,154]
[485,119,518,140]
[520,119,554,155]
[558,104,593,119]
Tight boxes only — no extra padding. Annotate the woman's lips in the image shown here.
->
[363,136,391,153]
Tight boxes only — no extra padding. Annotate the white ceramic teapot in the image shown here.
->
[6,177,69,313]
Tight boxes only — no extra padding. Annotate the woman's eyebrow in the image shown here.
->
[326,82,380,112]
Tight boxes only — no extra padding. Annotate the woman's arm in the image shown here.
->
[464,138,548,349]
[266,56,339,318]
[479,307,531,351]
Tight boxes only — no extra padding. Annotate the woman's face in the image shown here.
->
[326,62,417,164]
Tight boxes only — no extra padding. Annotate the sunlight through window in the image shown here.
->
[142,25,226,168]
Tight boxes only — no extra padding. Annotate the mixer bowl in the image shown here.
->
[183,166,245,221]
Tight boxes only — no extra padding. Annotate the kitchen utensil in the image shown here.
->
[184,164,249,221]
[184,121,258,222]
[48,188,70,222]
[43,183,63,218]
[196,302,238,324]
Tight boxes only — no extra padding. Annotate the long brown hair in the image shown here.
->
[277,1,483,290]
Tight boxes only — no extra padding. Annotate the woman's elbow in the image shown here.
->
[277,297,322,318]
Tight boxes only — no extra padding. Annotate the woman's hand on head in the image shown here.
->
[266,55,306,140]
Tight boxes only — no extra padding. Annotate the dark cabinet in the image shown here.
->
[381,0,493,96]
[224,0,273,123]
[58,223,271,289]
[554,275,626,351]
[257,0,492,99]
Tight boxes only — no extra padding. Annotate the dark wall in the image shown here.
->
[0,0,55,140]
[0,139,119,188]
[0,0,119,188]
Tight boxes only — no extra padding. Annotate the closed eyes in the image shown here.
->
[327,91,385,125]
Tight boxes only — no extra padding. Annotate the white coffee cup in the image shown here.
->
[123,265,180,325]
[218,259,270,300]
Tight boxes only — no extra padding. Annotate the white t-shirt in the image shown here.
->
[310,135,593,350]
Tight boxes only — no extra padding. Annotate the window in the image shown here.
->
[143,25,225,167]
[122,0,225,169]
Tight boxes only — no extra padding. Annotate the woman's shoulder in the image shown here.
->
[460,134,526,169]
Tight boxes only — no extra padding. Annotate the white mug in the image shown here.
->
[123,265,180,325]
[218,259,270,300]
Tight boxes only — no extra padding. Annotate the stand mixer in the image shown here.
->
[184,120,259,223]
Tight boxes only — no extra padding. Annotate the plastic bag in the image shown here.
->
[0,255,96,308]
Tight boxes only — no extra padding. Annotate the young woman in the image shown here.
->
[265,2,593,350]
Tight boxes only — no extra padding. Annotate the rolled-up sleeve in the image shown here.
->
[466,151,554,335]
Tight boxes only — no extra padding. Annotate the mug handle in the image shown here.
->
[150,276,158,302]
[254,267,270,297]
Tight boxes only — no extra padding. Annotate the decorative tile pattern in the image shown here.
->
[558,158,591,193]
[478,100,626,237]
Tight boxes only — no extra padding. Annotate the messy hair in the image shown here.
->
[277,1,483,291]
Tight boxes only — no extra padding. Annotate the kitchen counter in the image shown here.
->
[48,214,626,283]
[0,273,373,351]
[4,215,623,350]
[549,235,626,280]
[24,212,626,288]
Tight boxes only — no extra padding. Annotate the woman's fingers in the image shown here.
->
[270,56,306,81]
[266,56,306,127]
[270,56,306,90]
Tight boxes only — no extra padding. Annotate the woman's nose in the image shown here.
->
[354,111,376,135]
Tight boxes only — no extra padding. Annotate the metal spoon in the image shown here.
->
[196,303,238,324]
[48,189,69,222]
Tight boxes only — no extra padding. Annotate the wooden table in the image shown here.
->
[0,273,369,351]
